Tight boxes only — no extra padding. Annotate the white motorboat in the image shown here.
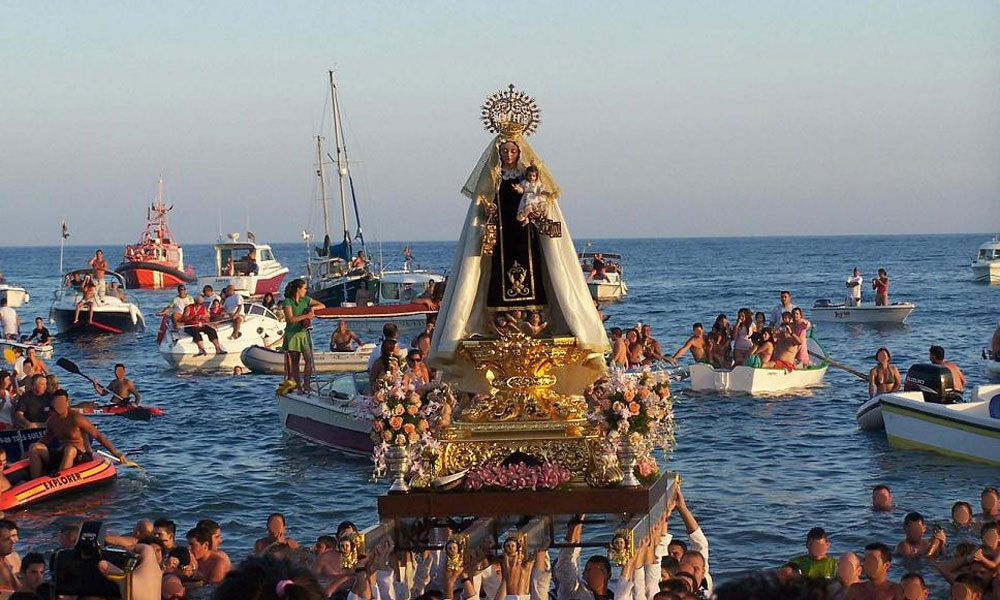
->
[197,233,289,298]
[158,303,283,370]
[881,384,1000,466]
[49,271,145,335]
[579,251,628,302]
[241,343,374,375]
[0,339,54,359]
[688,338,828,395]
[0,282,29,308]
[810,300,915,324]
[276,372,373,456]
[971,236,1000,283]
[856,363,965,431]
[315,270,444,339]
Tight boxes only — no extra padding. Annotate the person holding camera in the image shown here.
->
[872,268,890,306]
[26,389,126,479]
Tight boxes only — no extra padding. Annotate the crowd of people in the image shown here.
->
[155,283,250,354]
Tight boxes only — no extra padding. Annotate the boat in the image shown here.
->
[0,339,54,359]
[0,428,46,461]
[0,280,29,308]
[196,233,289,298]
[688,338,828,394]
[0,453,117,511]
[49,270,145,335]
[315,270,444,339]
[881,384,1000,466]
[304,73,377,307]
[158,303,284,370]
[116,177,197,289]
[810,300,915,324]
[276,371,373,456]
[985,358,1000,379]
[579,251,628,302]
[971,236,1000,283]
[856,363,964,431]
[240,343,374,375]
[72,403,165,419]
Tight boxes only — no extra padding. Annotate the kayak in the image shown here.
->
[0,454,117,511]
[73,403,164,419]
[0,428,47,461]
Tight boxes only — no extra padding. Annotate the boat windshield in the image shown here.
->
[978,248,998,260]
[352,371,372,396]
[259,248,275,261]
[380,281,420,303]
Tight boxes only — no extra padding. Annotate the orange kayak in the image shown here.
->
[0,455,117,511]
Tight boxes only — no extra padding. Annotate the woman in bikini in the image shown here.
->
[868,347,901,398]
[625,329,644,369]
[747,328,774,368]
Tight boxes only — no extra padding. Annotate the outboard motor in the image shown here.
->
[813,299,832,308]
[903,364,961,404]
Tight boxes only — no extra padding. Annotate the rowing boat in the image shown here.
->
[688,338,828,395]
[0,454,117,511]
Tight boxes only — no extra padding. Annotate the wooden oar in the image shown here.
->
[809,350,867,381]
[95,449,145,473]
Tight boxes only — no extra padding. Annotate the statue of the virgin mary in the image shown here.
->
[428,85,609,394]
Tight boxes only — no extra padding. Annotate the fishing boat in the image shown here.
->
[971,236,1000,283]
[0,280,29,308]
[810,300,915,324]
[579,251,628,302]
[881,384,1000,466]
[49,271,145,335]
[688,338,828,394]
[0,453,117,511]
[197,233,289,298]
[304,72,377,307]
[116,177,197,289]
[241,343,374,375]
[0,339,53,359]
[315,270,444,338]
[276,372,373,456]
[158,303,284,370]
[0,428,46,461]
[856,363,964,431]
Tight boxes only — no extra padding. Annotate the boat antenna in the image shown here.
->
[316,135,331,255]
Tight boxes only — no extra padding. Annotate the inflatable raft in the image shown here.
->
[240,344,374,375]
[0,454,117,511]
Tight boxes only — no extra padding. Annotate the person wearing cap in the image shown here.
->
[790,527,838,579]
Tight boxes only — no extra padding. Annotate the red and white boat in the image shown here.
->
[116,177,197,289]
[197,233,289,297]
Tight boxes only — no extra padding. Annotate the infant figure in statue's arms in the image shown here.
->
[513,164,551,224]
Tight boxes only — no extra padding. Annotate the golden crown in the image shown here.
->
[481,84,541,137]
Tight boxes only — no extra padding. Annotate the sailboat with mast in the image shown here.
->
[305,71,376,306]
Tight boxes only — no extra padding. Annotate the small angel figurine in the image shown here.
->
[523,311,549,336]
[513,164,551,224]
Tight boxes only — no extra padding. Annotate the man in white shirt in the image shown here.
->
[158,284,193,326]
[222,285,244,339]
[845,268,864,306]
[769,291,797,327]
[0,298,18,340]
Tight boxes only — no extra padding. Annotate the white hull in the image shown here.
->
[339,314,428,339]
[689,363,827,394]
[881,386,1000,466]
[0,339,53,359]
[241,344,373,374]
[810,303,914,323]
[855,391,925,431]
[50,297,146,334]
[972,263,1000,282]
[984,359,1000,379]
[158,307,283,370]
[587,275,628,302]
[277,374,373,456]
[0,286,29,308]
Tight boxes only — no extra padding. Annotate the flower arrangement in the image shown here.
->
[465,461,571,491]
[362,371,457,483]
[586,366,676,481]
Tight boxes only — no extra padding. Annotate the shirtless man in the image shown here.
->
[640,324,665,363]
[846,543,900,600]
[73,279,98,324]
[929,345,965,392]
[665,323,707,366]
[610,328,628,368]
[769,325,801,371]
[895,511,945,559]
[0,520,20,592]
[93,363,141,406]
[330,320,363,352]
[312,534,352,594]
[26,389,126,479]
[88,249,108,299]
[186,527,231,585]
[253,513,300,555]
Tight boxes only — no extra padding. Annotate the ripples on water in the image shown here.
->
[0,234,996,596]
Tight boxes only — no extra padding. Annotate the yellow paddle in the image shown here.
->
[96,449,146,473]
[2,348,16,366]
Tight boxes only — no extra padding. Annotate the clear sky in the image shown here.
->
[1,1,998,247]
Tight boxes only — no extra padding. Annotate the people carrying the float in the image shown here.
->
[72,278,99,325]
[929,345,965,392]
[221,285,245,340]
[845,542,899,600]
[556,514,619,600]
[13,374,50,428]
[253,513,301,555]
[791,307,812,367]
[846,267,864,306]
[330,320,363,352]
[894,511,946,559]
[186,526,232,585]
[868,348,901,398]
[665,323,707,366]
[26,388,126,479]
[514,164,552,223]
[282,279,324,393]
[769,291,797,327]
[92,363,142,407]
[731,308,757,365]
[181,295,227,356]
[872,268,889,306]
